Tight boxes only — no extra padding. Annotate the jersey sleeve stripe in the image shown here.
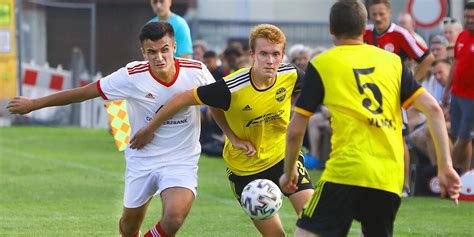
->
[128,69,149,75]
[402,87,425,109]
[193,88,205,105]
[294,107,314,117]
[127,64,148,73]
[96,80,108,100]
[226,74,250,87]
[180,65,202,69]
[179,61,202,67]
[394,25,425,58]
[227,78,250,92]
[127,63,148,71]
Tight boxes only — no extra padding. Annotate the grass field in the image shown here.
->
[1,126,473,236]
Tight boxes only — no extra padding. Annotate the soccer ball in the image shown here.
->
[240,179,283,220]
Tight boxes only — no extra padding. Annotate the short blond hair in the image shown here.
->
[249,24,286,52]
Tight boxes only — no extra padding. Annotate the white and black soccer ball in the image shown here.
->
[240,179,283,220]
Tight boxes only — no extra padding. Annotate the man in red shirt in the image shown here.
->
[364,0,434,82]
[442,2,474,174]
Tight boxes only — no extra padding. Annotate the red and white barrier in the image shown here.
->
[21,63,72,123]
[20,62,108,128]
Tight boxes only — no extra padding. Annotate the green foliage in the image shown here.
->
[0,127,472,236]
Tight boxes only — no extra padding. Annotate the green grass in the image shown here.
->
[0,127,473,236]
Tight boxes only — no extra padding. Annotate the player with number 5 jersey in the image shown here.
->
[279,1,461,236]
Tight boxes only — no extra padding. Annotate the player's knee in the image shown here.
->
[162,213,187,229]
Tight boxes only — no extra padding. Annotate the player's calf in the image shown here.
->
[119,218,140,237]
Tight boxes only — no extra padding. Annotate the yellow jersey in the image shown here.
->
[194,64,304,175]
[295,44,423,196]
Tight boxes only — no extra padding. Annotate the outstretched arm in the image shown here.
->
[7,82,100,115]
[279,112,310,194]
[129,89,198,149]
[209,107,256,157]
[411,91,461,205]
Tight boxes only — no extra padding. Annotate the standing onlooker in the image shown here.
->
[149,0,192,58]
[192,40,208,62]
[364,0,434,82]
[288,44,312,71]
[442,2,474,174]
[397,11,427,47]
[443,17,464,47]
[422,35,449,100]
[280,2,461,236]
[222,47,242,75]
[203,50,225,81]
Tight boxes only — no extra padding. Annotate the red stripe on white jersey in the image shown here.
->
[180,65,202,69]
[392,25,425,57]
[127,63,149,71]
[177,58,201,64]
[128,68,149,75]
[128,65,149,74]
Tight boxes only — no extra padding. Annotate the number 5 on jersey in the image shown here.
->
[353,68,383,114]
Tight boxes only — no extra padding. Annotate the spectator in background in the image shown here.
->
[149,0,192,58]
[222,47,242,75]
[203,50,225,81]
[288,44,312,71]
[192,40,208,62]
[397,11,427,47]
[364,0,434,82]
[442,2,474,174]
[421,35,449,100]
[432,58,451,102]
[429,35,449,59]
[443,17,463,46]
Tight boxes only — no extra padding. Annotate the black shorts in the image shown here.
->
[297,181,401,237]
[227,154,314,201]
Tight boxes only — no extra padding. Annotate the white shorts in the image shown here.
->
[123,162,198,208]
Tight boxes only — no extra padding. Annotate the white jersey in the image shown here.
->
[98,58,215,166]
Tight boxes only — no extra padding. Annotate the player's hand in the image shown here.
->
[279,170,298,194]
[129,127,155,150]
[438,166,462,206]
[6,96,35,115]
[230,139,256,157]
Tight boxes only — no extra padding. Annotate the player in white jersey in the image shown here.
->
[7,22,215,237]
